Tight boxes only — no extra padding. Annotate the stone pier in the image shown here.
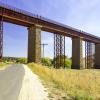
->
[95,43,100,69]
[71,38,83,69]
[28,25,41,63]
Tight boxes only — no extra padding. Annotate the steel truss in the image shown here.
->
[0,9,3,61]
[54,33,65,68]
[85,41,95,68]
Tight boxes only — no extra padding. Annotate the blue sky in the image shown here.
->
[1,0,100,58]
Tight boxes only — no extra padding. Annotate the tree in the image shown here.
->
[41,57,52,66]
[16,58,27,63]
[65,59,72,68]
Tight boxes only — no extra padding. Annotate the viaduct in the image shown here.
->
[0,2,100,69]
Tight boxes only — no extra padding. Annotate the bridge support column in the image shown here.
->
[28,25,41,63]
[95,44,100,69]
[71,38,83,69]
[0,17,3,61]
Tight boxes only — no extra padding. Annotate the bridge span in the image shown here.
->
[0,2,100,69]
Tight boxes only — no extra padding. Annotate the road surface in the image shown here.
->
[0,64,49,100]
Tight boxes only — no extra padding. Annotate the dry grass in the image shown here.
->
[28,63,100,100]
[0,62,7,68]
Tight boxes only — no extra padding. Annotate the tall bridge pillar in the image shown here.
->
[95,43,100,69]
[0,17,3,61]
[71,38,83,69]
[28,25,41,63]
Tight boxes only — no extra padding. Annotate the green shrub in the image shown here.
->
[65,59,72,68]
[52,55,72,68]
[16,58,27,63]
[41,57,52,67]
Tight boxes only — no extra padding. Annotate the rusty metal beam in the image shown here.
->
[0,2,100,44]
[85,41,94,68]
[54,33,65,68]
[0,16,3,61]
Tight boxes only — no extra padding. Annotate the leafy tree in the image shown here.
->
[41,57,52,67]
[16,58,27,63]
[65,59,72,68]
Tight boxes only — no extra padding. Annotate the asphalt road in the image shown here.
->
[0,64,48,100]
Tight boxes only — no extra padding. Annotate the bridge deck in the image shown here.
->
[0,2,100,43]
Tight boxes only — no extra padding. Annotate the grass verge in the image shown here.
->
[28,63,100,100]
[0,62,7,68]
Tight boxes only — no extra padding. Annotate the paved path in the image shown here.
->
[0,64,49,100]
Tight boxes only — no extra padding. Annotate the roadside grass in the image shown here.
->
[0,62,7,68]
[28,63,100,100]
